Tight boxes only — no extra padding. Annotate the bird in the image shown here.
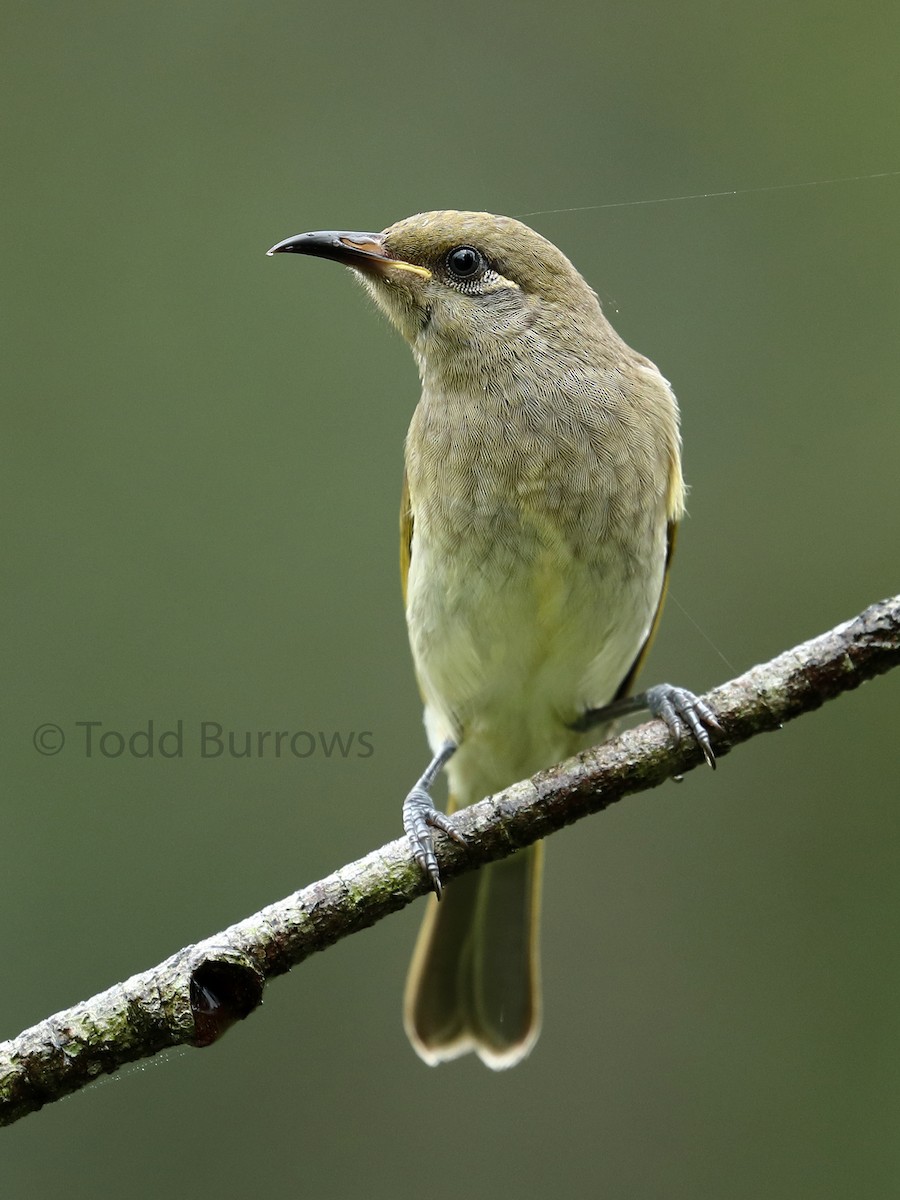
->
[268,211,719,1069]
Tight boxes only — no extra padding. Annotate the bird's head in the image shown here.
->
[268,210,615,377]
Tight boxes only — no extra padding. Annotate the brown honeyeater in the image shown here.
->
[268,211,718,1069]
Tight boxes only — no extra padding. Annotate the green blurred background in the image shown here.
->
[3,1,899,1195]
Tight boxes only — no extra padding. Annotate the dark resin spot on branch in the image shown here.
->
[189,958,265,1048]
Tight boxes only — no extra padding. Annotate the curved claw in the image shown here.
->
[645,683,723,769]
[402,786,467,898]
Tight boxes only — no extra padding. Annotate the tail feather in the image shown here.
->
[403,843,543,1069]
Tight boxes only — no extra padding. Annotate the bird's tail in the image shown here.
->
[403,836,543,1069]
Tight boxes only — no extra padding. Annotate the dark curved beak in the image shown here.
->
[266,230,430,278]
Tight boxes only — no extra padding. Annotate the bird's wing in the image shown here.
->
[400,467,413,605]
[400,469,434,709]
[613,518,678,701]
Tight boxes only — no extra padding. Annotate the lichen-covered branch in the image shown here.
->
[2,595,898,1126]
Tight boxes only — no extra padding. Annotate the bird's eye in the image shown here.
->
[445,245,484,280]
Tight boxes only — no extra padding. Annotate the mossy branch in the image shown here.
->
[2,595,898,1126]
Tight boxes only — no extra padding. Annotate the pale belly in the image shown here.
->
[405,517,666,804]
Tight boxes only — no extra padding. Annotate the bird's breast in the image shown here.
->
[402,383,670,785]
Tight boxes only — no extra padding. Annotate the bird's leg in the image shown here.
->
[573,684,723,769]
[403,739,467,898]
